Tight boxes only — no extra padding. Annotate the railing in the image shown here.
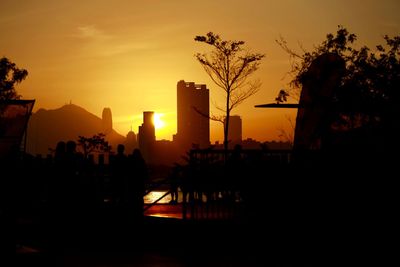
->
[189,148,292,164]
[143,181,171,213]
[10,148,296,222]
[178,148,294,220]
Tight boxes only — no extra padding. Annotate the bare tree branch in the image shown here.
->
[230,80,261,110]
[212,99,225,113]
[193,106,224,124]
[277,115,295,146]
[275,36,303,59]
[195,32,265,153]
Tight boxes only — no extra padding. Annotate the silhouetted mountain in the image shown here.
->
[26,104,125,156]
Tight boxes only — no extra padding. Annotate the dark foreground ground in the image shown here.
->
[12,164,396,266]
[14,216,320,267]
[14,208,393,267]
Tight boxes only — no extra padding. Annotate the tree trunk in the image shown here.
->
[224,92,230,162]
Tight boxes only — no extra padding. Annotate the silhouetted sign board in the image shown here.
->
[0,100,35,158]
[254,103,299,108]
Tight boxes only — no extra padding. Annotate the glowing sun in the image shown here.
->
[153,113,165,129]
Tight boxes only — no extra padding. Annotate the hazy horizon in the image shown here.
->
[1,0,399,142]
[31,102,294,144]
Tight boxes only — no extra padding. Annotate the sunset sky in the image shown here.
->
[1,0,399,142]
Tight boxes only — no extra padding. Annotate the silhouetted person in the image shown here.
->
[54,141,66,164]
[169,164,181,204]
[64,140,79,175]
[52,141,66,189]
[45,140,77,255]
[110,148,147,246]
[1,144,20,261]
[110,144,128,206]
[62,140,81,245]
[128,149,148,221]
[49,140,66,212]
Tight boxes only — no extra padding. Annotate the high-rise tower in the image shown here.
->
[174,80,210,150]
[138,111,155,163]
[124,128,138,154]
[102,107,112,134]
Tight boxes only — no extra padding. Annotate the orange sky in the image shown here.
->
[1,0,399,142]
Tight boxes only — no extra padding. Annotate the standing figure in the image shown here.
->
[110,144,128,206]
[128,149,148,222]
[169,164,181,204]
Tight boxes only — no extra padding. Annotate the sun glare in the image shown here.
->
[153,113,165,129]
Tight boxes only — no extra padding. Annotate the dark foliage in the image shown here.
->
[0,57,28,101]
[77,133,111,158]
[278,26,400,149]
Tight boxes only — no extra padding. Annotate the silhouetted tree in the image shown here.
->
[0,57,28,101]
[77,133,111,159]
[195,32,265,154]
[277,26,400,150]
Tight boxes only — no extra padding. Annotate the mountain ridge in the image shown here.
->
[26,104,125,156]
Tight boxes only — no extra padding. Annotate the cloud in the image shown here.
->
[77,25,110,40]
[74,24,156,57]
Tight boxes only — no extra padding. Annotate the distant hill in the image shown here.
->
[26,104,125,156]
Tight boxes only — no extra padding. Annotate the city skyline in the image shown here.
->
[1,0,399,142]
[4,2,398,264]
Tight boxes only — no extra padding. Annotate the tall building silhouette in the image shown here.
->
[124,129,138,154]
[138,111,155,163]
[174,80,209,150]
[102,107,112,134]
[224,115,242,146]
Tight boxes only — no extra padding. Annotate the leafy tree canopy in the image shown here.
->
[0,57,28,101]
[77,133,111,158]
[278,26,400,137]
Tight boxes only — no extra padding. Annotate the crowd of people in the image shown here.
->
[33,141,149,250]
